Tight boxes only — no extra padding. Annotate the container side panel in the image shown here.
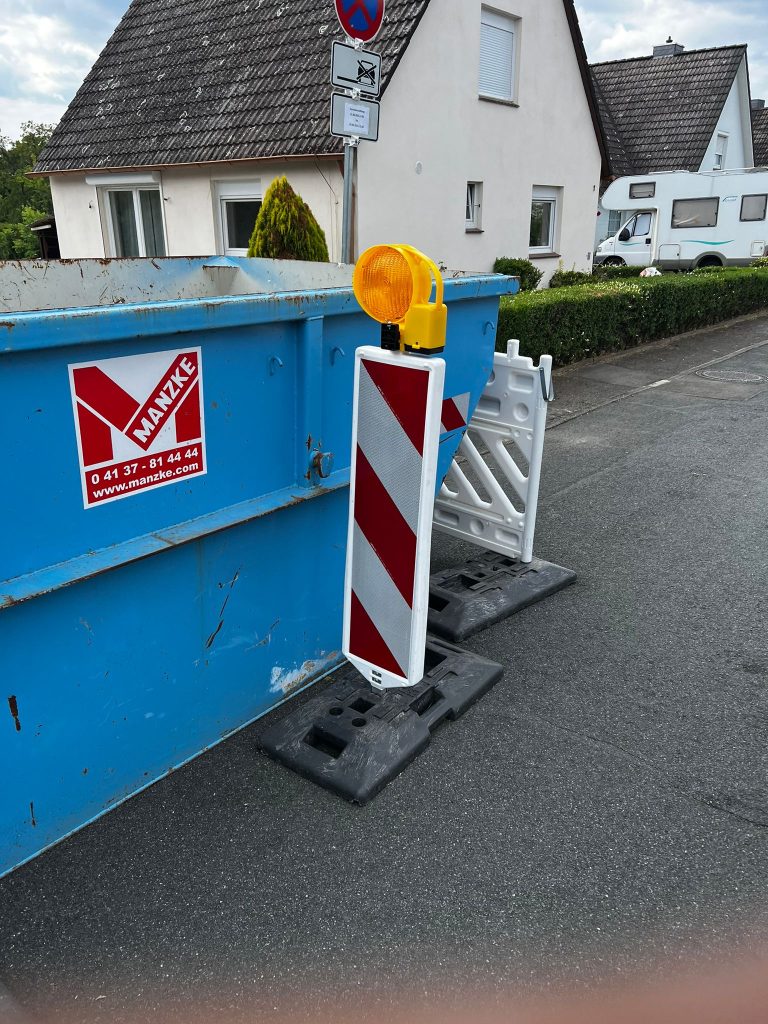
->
[0,493,345,877]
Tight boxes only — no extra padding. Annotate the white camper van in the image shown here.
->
[595,169,768,270]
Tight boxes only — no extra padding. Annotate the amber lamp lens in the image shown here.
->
[354,247,414,323]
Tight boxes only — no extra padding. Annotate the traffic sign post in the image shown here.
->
[330,93,380,141]
[331,40,382,96]
[334,0,385,43]
[330,1,385,263]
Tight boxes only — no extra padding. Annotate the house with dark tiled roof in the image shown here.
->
[33,0,606,281]
[752,100,768,166]
[591,41,754,244]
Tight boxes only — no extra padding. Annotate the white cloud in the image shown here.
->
[576,0,768,99]
[0,0,122,138]
[0,96,69,140]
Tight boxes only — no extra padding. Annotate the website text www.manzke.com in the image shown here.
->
[91,462,200,499]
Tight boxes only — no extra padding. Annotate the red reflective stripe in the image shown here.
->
[77,402,113,466]
[441,398,465,432]
[362,358,429,456]
[354,445,416,607]
[175,381,202,443]
[72,366,140,430]
[349,591,405,678]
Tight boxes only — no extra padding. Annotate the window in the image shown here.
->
[466,181,483,230]
[713,133,728,170]
[629,181,656,199]
[741,194,768,222]
[671,197,719,229]
[633,212,652,236]
[530,186,560,252]
[105,188,166,257]
[607,209,623,236]
[479,8,517,101]
[215,180,262,255]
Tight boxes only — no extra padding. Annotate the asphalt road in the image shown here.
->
[2,313,767,1023]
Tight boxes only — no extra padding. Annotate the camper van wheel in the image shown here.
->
[601,258,625,267]
[696,256,722,269]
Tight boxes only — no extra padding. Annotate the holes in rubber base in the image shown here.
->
[350,696,375,714]
[303,727,347,760]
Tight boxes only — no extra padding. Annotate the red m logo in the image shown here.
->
[72,351,201,467]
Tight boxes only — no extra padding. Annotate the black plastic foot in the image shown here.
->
[428,551,576,642]
[259,637,503,804]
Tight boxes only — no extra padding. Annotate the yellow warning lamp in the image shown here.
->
[353,244,448,354]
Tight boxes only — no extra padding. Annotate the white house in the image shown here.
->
[591,41,755,245]
[34,0,606,283]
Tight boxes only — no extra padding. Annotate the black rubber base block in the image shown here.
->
[259,637,503,805]
[429,551,576,642]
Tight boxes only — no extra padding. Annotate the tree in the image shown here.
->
[247,176,329,262]
[0,122,55,259]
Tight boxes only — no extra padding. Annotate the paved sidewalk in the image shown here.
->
[2,314,768,1022]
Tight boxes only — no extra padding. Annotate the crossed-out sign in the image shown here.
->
[334,0,385,42]
[331,41,382,96]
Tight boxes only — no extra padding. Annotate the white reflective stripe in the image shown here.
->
[350,522,412,673]
[356,362,422,534]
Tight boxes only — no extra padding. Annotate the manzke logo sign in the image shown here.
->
[69,347,207,508]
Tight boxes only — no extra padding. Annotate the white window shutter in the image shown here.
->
[479,11,514,99]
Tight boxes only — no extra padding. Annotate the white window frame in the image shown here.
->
[101,186,167,258]
[479,7,519,103]
[529,186,560,254]
[214,179,263,256]
[466,181,483,230]
[714,133,729,170]
[87,172,166,259]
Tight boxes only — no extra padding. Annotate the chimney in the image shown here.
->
[653,38,685,57]
[752,99,766,110]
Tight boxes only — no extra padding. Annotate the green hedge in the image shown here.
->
[497,267,768,364]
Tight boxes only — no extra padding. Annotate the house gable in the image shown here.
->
[698,58,754,171]
[591,45,748,176]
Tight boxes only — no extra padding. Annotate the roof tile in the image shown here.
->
[590,45,747,177]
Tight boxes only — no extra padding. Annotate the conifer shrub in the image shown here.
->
[247,176,329,261]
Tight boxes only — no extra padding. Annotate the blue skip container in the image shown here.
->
[0,255,516,876]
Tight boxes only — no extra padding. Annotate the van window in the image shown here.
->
[671,197,719,229]
[634,212,652,236]
[630,182,655,199]
[740,194,767,222]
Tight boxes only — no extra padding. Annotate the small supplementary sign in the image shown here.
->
[331,40,382,96]
[330,92,380,141]
[69,346,206,508]
[334,0,385,43]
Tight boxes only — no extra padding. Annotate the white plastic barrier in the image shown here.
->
[433,339,553,563]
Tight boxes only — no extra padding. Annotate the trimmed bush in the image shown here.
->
[496,267,768,365]
[493,257,543,291]
[549,268,592,289]
[247,176,329,261]
[548,264,646,289]
[592,263,644,280]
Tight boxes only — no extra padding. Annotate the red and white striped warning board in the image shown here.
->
[343,346,445,689]
[440,392,470,434]
[69,347,206,508]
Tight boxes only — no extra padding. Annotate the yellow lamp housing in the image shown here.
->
[353,244,448,355]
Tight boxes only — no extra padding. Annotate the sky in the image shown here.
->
[0,0,767,141]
